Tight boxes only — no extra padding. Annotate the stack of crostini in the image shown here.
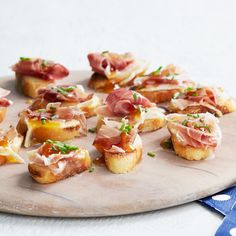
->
[0,52,234,184]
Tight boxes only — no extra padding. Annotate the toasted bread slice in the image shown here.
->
[104,136,142,174]
[0,127,24,165]
[0,107,7,123]
[28,149,91,184]
[169,104,223,117]
[171,134,214,161]
[134,88,182,103]
[16,73,54,98]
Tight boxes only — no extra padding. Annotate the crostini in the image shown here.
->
[169,86,236,117]
[17,103,87,147]
[166,113,222,161]
[28,140,91,184]
[131,64,195,103]
[0,126,24,165]
[12,57,69,98]
[96,88,166,133]
[87,51,149,92]
[29,84,102,118]
[93,119,142,174]
[0,88,12,123]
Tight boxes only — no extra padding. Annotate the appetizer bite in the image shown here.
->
[0,88,12,123]
[169,86,236,117]
[29,84,101,118]
[93,119,142,174]
[87,51,148,92]
[12,57,69,98]
[28,140,91,184]
[96,88,166,133]
[131,64,195,103]
[0,126,24,165]
[166,113,222,161]
[17,103,87,147]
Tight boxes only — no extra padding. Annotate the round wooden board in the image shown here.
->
[0,71,236,218]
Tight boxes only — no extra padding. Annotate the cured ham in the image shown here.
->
[0,88,11,107]
[93,119,137,153]
[169,86,236,116]
[37,85,93,103]
[105,88,153,116]
[88,52,134,76]
[12,58,69,81]
[167,113,221,148]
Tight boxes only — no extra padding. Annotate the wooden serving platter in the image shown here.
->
[0,71,235,217]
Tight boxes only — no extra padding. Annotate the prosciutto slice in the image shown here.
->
[105,88,153,116]
[167,113,221,148]
[87,52,134,76]
[0,88,11,107]
[12,58,69,80]
[37,85,93,103]
[93,119,137,152]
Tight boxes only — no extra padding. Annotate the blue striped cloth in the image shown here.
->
[199,186,236,236]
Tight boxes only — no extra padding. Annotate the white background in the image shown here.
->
[0,0,235,235]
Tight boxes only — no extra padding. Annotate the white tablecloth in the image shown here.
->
[1,0,235,235]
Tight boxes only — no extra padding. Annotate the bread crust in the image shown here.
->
[16,73,54,98]
[0,107,7,123]
[104,146,142,174]
[171,135,214,161]
[28,150,91,184]
[135,88,182,103]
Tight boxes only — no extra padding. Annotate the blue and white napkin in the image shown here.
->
[199,186,236,236]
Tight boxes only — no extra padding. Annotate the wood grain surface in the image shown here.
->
[0,71,235,217]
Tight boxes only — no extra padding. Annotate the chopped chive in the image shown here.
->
[173,92,180,99]
[38,109,46,113]
[119,122,132,134]
[147,152,156,157]
[102,50,109,54]
[182,119,188,126]
[187,114,200,118]
[46,139,79,154]
[133,92,138,101]
[41,117,47,124]
[186,87,194,92]
[151,66,162,75]
[88,166,95,172]
[191,92,198,97]
[88,128,96,133]
[41,60,47,67]
[137,105,142,113]
[20,57,31,61]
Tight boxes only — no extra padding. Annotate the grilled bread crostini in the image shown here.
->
[166,113,222,161]
[12,57,69,98]
[93,119,142,174]
[29,84,102,118]
[0,88,12,123]
[169,86,236,117]
[0,126,24,165]
[28,140,91,184]
[87,51,149,93]
[131,64,195,103]
[95,88,166,133]
[17,102,87,148]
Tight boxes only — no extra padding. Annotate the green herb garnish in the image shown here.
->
[102,50,109,54]
[187,114,200,118]
[151,66,162,75]
[57,86,75,95]
[46,139,79,154]
[88,128,96,133]
[160,138,173,150]
[41,60,48,68]
[191,92,198,97]
[137,105,142,113]
[186,87,194,92]
[119,122,132,134]
[194,124,211,133]
[133,92,138,101]
[38,109,46,113]
[20,57,31,61]
[41,117,47,125]
[182,119,188,126]
[173,92,180,99]
[88,166,95,173]
[147,152,156,158]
